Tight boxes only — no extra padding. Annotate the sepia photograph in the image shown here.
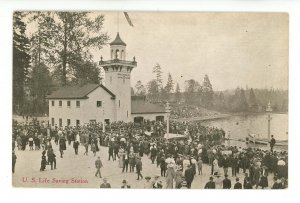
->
[12,11,288,189]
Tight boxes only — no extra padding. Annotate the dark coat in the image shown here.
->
[223,178,232,189]
[184,168,195,183]
[234,182,242,189]
[136,160,142,171]
[100,183,111,188]
[204,181,216,189]
[259,176,268,188]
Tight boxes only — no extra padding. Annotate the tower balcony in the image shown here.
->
[99,58,137,67]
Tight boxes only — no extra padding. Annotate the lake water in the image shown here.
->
[201,113,288,149]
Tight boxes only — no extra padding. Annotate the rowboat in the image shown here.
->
[247,134,288,146]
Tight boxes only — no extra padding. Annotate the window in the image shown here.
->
[51,101,55,106]
[76,101,80,107]
[119,100,121,108]
[59,118,62,127]
[67,101,71,107]
[51,118,54,126]
[76,120,80,126]
[67,119,71,126]
[115,49,119,59]
[97,101,102,107]
[59,101,62,107]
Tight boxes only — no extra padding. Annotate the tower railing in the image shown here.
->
[99,59,137,66]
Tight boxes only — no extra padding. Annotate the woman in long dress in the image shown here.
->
[118,147,125,168]
[166,165,176,189]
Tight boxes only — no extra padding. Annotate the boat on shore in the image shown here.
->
[247,134,288,146]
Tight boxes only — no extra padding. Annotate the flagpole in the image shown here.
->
[117,12,119,32]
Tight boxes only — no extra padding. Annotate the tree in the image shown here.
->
[239,88,249,112]
[175,83,181,102]
[13,12,31,113]
[29,63,52,114]
[202,74,214,107]
[248,88,258,112]
[147,79,160,101]
[135,80,146,96]
[29,12,109,85]
[165,73,174,93]
[152,63,163,90]
[184,79,200,105]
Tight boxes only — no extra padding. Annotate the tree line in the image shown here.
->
[133,64,288,113]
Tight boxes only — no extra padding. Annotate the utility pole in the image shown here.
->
[165,101,171,139]
[266,101,272,140]
[102,101,105,133]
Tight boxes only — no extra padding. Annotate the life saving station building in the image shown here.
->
[47,33,168,127]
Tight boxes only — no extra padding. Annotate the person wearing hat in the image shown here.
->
[197,158,203,175]
[95,156,103,178]
[136,156,143,180]
[222,174,231,189]
[204,177,216,189]
[270,135,276,154]
[233,177,242,189]
[100,177,111,188]
[121,179,131,188]
[185,164,195,189]
[144,176,153,188]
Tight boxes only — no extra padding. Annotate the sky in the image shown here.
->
[92,12,288,91]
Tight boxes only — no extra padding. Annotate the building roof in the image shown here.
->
[47,83,115,100]
[131,100,167,114]
[110,32,126,46]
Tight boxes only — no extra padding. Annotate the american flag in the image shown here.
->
[124,12,134,27]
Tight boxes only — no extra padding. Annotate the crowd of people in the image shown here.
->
[12,117,288,189]
[170,104,220,120]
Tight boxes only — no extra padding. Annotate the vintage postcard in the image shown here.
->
[12,11,288,189]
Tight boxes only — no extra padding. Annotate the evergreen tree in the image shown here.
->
[164,72,174,93]
[147,79,160,101]
[29,63,52,114]
[248,88,258,112]
[175,83,181,102]
[184,79,200,105]
[135,80,146,96]
[239,88,249,112]
[202,74,214,107]
[152,63,163,90]
[13,12,31,114]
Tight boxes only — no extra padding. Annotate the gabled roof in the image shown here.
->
[47,83,115,100]
[131,100,167,114]
[110,32,126,46]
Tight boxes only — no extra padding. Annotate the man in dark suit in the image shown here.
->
[108,144,114,161]
[234,177,242,189]
[185,165,195,189]
[222,174,232,189]
[95,156,103,178]
[100,178,111,188]
[136,157,143,180]
[270,135,276,153]
[204,177,216,189]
